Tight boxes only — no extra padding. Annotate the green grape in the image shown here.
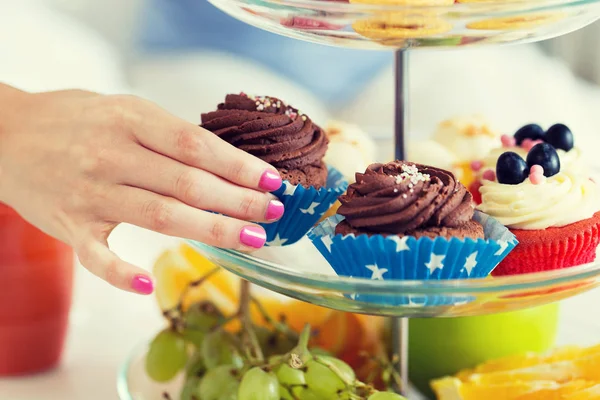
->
[275,362,306,387]
[367,391,407,400]
[238,367,280,400]
[185,301,224,332]
[337,391,355,400]
[218,384,239,400]
[185,351,206,378]
[180,376,201,400]
[296,388,322,400]
[279,386,294,400]
[202,331,244,369]
[198,365,239,400]
[320,356,355,383]
[304,356,354,399]
[182,329,205,348]
[145,329,188,382]
[274,361,306,400]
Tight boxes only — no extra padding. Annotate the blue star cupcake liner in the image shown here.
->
[307,211,518,306]
[261,166,348,246]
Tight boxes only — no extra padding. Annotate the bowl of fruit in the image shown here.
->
[117,300,405,400]
[117,246,405,400]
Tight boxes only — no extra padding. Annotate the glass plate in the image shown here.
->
[208,0,600,49]
[189,238,600,318]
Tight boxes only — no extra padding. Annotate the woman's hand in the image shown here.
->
[0,86,284,294]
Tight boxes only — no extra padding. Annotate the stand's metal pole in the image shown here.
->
[392,318,409,396]
[394,50,408,161]
[392,49,410,397]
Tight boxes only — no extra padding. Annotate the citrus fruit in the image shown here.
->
[151,245,379,362]
[152,244,237,313]
[431,377,560,400]
[515,381,597,400]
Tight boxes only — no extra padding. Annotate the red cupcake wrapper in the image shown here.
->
[492,212,600,276]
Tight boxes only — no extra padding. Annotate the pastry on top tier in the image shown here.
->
[335,161,484,239]
[201,93,329,188]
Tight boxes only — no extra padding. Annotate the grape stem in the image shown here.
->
[250,296,299,341]
[297,324,311,351]
[238,280,265,364]
[176,267,221,312]
[360,351,403,393]
[285,324,312,367]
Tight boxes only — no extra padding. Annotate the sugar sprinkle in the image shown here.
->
[394,164,431,186]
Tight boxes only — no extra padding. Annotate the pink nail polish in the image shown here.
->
[131,274,154,295]
[259,170,282,192]
[240,226,267,249]
[265,200,285,221]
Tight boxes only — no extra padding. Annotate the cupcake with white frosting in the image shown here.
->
[470,123,586,204]
[477,142,600,276]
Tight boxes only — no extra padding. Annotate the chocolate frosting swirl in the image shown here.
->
[337,161,475,235]
[200,94,329,187]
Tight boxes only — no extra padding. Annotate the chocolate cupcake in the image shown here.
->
[201,94,329,188]
[335,161,484,240]
[201,94,348,246]
[308,161,517,305]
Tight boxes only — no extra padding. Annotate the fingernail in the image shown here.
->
[259,170,282,192]
[131,274,154,295]
[265,200,284,221]
[240,226,267,249]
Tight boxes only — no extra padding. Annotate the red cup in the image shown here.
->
[0,203,74,375]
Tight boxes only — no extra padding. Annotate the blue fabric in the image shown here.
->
[136,0,392,105]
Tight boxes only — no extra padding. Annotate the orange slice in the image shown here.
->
[564,384,600,400]
[457,346,597,381]
[153,244,238,313]
[515,381,598,400]
[431,377,560,400]
[467,350,600,385]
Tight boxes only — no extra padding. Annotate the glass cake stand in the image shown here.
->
[122,0,600,398]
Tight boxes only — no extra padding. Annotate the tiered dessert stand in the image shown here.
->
[121,0,600,398]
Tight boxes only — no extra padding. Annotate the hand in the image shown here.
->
[0,87,284,294]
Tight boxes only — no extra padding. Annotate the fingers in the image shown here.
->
[117,149,284,223]
[132,106,282,192]
[99,185,268,251]
[76,238,155,295]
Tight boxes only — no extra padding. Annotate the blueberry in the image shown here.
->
[526,143,560,177]
[545,123,574,151]
[496,152,528,185]
[514,124,545,145]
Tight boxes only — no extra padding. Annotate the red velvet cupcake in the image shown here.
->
[477,143,600,276]
[495,212,600,275]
